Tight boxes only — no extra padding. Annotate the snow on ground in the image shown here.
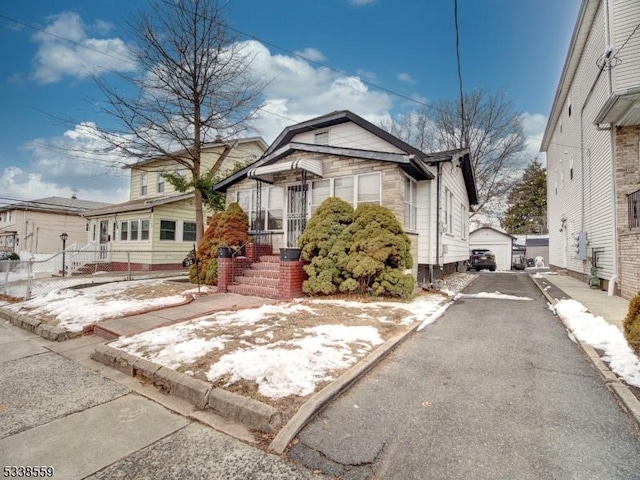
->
[5,279,209,332]
[457,292,533,301]
[112,295,447,400]
[553,299,640,388]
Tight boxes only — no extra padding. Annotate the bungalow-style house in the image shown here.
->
[0,196,110,255]
[213,110,478,296]
[541,0,640,298]
[84,137,267,271]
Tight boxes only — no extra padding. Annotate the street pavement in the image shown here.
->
[288,272,640,479]
[0,319,319,480]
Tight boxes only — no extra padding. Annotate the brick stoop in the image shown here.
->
[228,255,280,299]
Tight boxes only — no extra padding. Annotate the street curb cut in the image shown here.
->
[90,343,282,434]
[0,307,81,342]
[269,273,480,454]
[530,274,640,430]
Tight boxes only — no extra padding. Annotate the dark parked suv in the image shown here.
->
[469,249,497,271]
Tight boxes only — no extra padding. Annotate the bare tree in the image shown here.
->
[91,0,264,245]
[381,90,527,220]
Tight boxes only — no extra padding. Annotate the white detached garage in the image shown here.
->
[469,227,515,271]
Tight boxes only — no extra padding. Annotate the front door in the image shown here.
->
[99,221,109,260]
[286,184,307,247]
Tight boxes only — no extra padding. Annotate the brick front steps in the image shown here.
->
[219,254,307,300]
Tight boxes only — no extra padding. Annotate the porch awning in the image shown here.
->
[594,87,640,126]
[247,158,323,183]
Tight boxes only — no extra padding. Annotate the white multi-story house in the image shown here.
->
[541,0,640,299]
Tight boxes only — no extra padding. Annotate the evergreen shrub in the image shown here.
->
[299,199,414,297]
[341,204,414,296]
[298,197,353,295]
[189,203,249,285]
[623,291,640,357]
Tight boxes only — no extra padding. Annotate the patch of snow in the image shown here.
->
[460,292,532,301]
[553,299,640,388]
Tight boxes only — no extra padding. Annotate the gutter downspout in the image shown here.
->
[433,162,442,284]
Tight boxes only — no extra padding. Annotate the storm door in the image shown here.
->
[286,184,308,247]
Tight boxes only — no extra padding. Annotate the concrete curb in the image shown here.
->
[0,307,81,342]
[90,344,282,434]
[530,274,640,430]
[269,273,479,454]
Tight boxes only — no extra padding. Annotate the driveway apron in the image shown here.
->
[289,273,640,480]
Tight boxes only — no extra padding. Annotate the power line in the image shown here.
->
[453,0,466,148]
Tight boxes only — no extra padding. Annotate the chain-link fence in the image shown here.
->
[0,249,192,301]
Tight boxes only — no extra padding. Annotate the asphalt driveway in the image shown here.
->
[288,272,640,480]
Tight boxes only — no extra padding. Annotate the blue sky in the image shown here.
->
[0,0,581,204]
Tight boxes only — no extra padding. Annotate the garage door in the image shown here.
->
[471,242,511,271]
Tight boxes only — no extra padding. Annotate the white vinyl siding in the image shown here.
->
[291,122,406,154]
[545,0,616,278]
[611,0,640,91]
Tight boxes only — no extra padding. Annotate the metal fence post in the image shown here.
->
[26,259,34,300]
[127,251,132,281]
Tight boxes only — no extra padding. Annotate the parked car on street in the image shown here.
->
[469,249,497,271]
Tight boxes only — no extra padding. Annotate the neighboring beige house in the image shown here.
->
[84,137,268,271]
[214,110,478,285]
[0,196,110,255]
[541,0,640,298]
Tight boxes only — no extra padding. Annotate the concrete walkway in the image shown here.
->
[538,273,629,330]
[0,318,319,479]
[94,292,274,339]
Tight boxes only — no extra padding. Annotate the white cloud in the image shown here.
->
[242,40,393,142]
[31,12,136,84]
[0,123,129,203]
[293,47,326,62]
[351,0,376,5]
[8,39,396,203]
[397,72,415,83]
[522,112,547,164]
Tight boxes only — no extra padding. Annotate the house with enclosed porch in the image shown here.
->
[541,0,640,299]
[83,137,267,272]
[0,196,110,255]
[213,110,477,297]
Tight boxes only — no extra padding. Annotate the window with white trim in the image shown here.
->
[160,220,176,241]
[130,220,139,241]
[404,176,417,231]
[236,186,284,231]
[357,173,380,205]
[120,221,129,241]
[460,203,467,239]
[141,220,150,240]
[310,179,330,214]
[157,173,165,193]
[183,221,196,241]
[140,173,148,196]
[444,187,453,234]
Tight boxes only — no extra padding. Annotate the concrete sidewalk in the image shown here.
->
[93,292,274,339]
[535,272,629,330]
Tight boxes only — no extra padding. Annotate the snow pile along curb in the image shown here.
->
[90,344,282,433]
